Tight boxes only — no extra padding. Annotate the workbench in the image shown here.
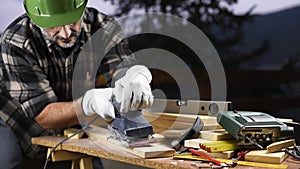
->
[32,135,300,169]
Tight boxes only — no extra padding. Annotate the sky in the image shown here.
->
[1,0,300,32]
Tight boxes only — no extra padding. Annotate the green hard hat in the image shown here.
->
[24,0,88,28]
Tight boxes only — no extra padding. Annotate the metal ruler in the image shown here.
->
[173,153,288,169]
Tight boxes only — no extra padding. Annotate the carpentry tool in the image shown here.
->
[107,98,156,147]
[170,116,204,151]
[217,111,294,148]
[148,99,232,116]
[199,140,237,153]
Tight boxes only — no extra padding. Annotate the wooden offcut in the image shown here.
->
[64,128,85,140]
[199,129,234,141]
[245,150,289,164]
[267,139,295,153]
[142,111,221,133]
[79,157,93,169]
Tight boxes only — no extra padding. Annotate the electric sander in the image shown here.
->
[107,98,156,147]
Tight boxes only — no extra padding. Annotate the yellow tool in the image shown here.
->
[173,153,288,169]
[199,140,237,152]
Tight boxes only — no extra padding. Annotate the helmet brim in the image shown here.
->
[28,3,86,28]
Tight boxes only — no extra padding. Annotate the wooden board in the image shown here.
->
[245,150,289,164]
[143,111,221,133]
[184,138,210,148]
[64,128,85,139]
[31,136,187,169]
[47,149,88,162]
[199,129,234,141]
[267,139,295,153]
[86,125,175,158]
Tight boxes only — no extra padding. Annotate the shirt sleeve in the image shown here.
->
[0,77,48,157]
[1,43,57,118]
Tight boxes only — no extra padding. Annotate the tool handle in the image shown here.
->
[188,148,222,166]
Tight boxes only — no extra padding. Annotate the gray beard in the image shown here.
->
[40,22,83,49]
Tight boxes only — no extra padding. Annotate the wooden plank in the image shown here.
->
[267,139,295,153]
[199,129,234,141]
[86,125,175,159]
[197,150,234,159]
[79,157,93,169]
[47,149,88,162]
[143,112,221,134]
[245,150,289,164]
[71,160,80,169]
[64,128,85,140]
[32,136,64,150]
[31,136,297,169]
[32,136,185,169]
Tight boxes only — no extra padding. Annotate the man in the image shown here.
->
[0,0,153,168]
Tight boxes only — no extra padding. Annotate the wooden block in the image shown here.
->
[199,129,234,141]
[198,150,234,159]
[143,111,222,134]
[184,138,215,148]
[71,160,80,169]
[152,133,166,142]
[64,128,84,140]
[245,150,288,164]
[267,139,295,153]
[183,139,234,158]
[47,149,88,162]
[184,138,237,153]
[276,118,293,123]
[86,125,175,158]
[79,157,93,169]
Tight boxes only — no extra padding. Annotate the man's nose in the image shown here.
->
[58,25,72,39]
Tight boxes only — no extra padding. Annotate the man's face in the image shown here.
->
[43,20,82,48]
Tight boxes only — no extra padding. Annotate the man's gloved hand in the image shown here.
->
[114,65,154,113]
[81,88,115,121]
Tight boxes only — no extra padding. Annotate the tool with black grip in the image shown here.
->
[107,98,156,147]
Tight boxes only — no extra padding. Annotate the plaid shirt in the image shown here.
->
[0,74,48,158]
[0,7,136,158]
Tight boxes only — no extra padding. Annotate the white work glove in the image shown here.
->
[81,88,115,121]
[114,65,154,113]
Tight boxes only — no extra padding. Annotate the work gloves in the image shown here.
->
[81,65,153,120]
[81,88,115,121]
[113,65,154,113]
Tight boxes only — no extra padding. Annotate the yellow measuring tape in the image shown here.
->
[199,140,237,152]
[173,154,288,169]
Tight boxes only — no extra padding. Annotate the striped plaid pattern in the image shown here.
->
[0,76,48,158]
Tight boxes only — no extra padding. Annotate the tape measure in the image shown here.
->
[173,153,288,169]
[199,140,237,152]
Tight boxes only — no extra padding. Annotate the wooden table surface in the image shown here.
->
[32,136,300,169]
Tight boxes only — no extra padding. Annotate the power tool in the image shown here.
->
[217,111,294,148]
[107,98,156,147]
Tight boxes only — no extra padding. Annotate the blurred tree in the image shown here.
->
[104,0,257,69]
[103,0,268,101]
